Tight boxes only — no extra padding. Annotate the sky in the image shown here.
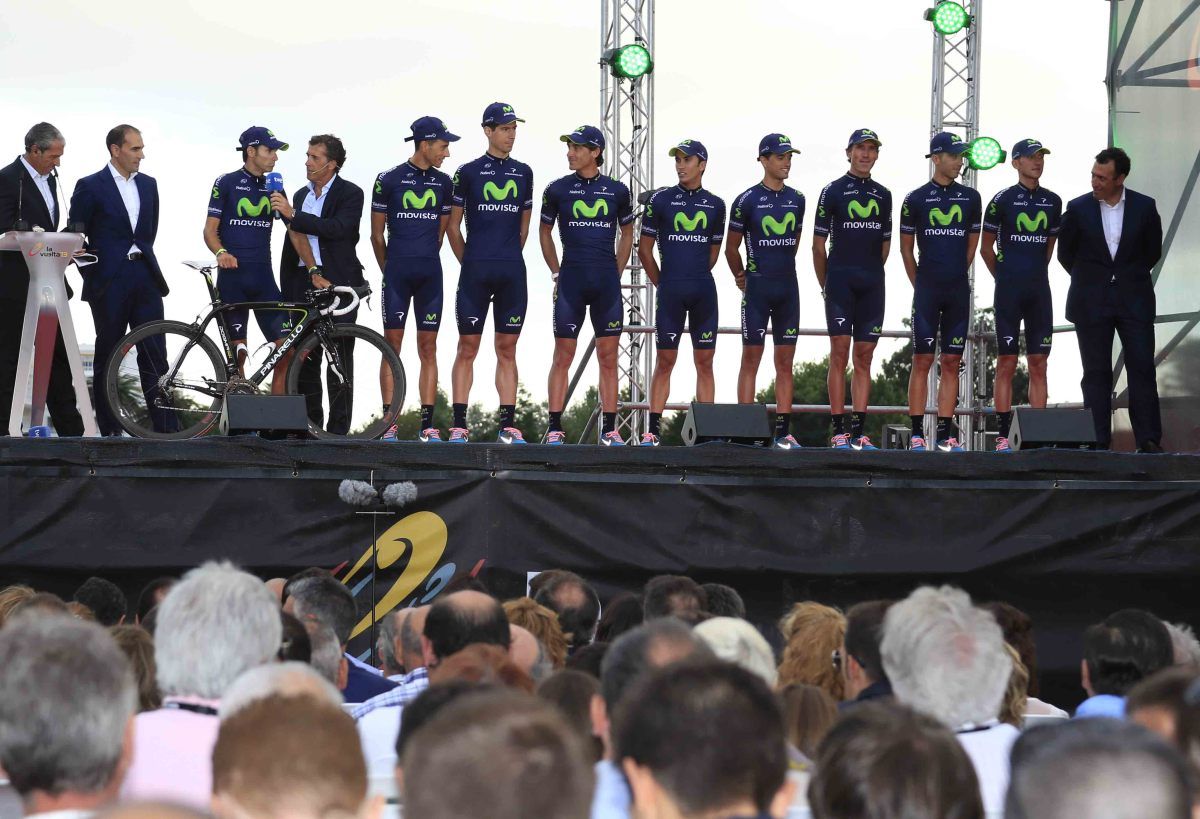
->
[0,0,1108,419]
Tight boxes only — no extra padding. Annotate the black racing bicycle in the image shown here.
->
[103,261,405,440]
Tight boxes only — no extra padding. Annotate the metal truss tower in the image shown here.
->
[928,0,984,447]
[600,0,654,441]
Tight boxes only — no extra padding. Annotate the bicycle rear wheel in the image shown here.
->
[284,323,404,440]
[104,320,227,439]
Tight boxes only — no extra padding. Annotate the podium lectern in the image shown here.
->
[0,231,98,436]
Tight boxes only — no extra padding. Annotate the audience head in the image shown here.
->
[881,585,1010,728]
[12,591,69,619]
[68,601,96,621]
[403,690,594,819]
[284,571,357,647]
[423,590,510,665]
[1007,717,1192,819]
[394,680,495,771]
[595,592,644,643]
[398,605,429,672]
[262,577,286,604]
[212,695,376,819]
[0,583,35,628]
[303,619,347,689]
[840,599,894,700]
[1126,666,1200,746]
[615,661,793,819]
[504,597,568,670]
[278,610,312,664]
[700,582,746,619]
[693,616,777,687]
[0,616,137,811]
[643,574,707,621]
[984,601,1041,697]
[1000,642,1030,728]
[566,640,609,678]
[508,623,552,683]
[219,662,342,719]
[1082,608,1174,697]
[155,561,282,700]
[534,571,601,649]
[537,669,604,764]
[109,624,160,712]
[377,608,406,676]
[96,802,210,819]
[778,601,847,701]
[1165,621,1200,667]
[809,701,984,819]
[73,577,127,626]
[780,683,838,761]
[135,577,176,625]
[428,642,535,693]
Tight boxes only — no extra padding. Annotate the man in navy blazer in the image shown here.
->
[1058,147,1163,452]
[0,122,85,436]
[69,125,174,435]
[270,134,365,435]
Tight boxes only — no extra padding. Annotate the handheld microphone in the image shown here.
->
[265,172,285,219]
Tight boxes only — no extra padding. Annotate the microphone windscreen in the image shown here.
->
[265,172,285,193]
[338,479,378,507]
[381,481,418,507]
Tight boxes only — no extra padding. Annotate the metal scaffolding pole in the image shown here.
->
[599,0,654,442]
[928,0,983,448]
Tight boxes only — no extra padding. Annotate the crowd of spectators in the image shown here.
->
[1,565,1198,819]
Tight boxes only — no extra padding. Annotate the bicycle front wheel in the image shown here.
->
[284,323,405,440]
[104,320,227,439]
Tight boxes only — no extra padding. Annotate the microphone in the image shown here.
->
[265,172,285,219]
[308,160,332,178]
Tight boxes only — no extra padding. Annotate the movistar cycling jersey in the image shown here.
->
[207,168,275,266]
[641,185,726,281]
[540,172,635,267]
[372,162,453,259]
[899,180,982,282]
[813,173,893,270]
[982,183,1063,278]
[728,183,805,278]
[451,153,534,262]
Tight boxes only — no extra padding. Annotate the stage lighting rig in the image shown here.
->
[604,41,653,79]
[925,1,971,36]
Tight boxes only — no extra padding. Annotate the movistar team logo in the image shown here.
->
[673,211,707,232]
[779,134,790,143]
[929,205,963,227]
[425,313,437,321]
[509,315,522,323]
[211,186,220,200]
[484,180,518,201]
[818,206,827,218]
[503,105,514,114]
[1016,211,1048,232]
[375,179,383,195]
[952,336,964,345]
[607,320,620,328]
[403,190,437,210]
[236,196,270,217]
[902,204,911,217]
[700,331,713,340]
[989,203,999,217]
[847,199,879,219]
[572,199,608,218]
[761,213,796,236]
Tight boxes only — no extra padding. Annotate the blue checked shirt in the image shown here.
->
[351,666,430,719]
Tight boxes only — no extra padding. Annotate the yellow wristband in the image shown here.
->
[215,248,227,257]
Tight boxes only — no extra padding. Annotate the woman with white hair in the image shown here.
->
[121,561,282,810]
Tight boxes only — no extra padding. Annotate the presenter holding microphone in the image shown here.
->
[203,126,291,393]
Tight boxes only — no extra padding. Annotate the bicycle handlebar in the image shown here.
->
[322,285,370,317]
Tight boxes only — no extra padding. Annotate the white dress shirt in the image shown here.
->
[19,156,56,225]
[1098,187,1126,260]
[299,174,336,267]
[108,161,141,255]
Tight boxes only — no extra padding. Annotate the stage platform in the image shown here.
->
[2,437,1198,707]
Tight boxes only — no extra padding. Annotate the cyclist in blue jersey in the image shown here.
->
[637,139,726,447]
[446,102,535,444]
[813,128,892,450]
[899,132,982,452]
[725,134,805,449]
[980,139,1062,452]
[203,126,291,393]
[540,125,635,445]
[369,116,457,442]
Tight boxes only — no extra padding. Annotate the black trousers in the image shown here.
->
[298,333,355,435]
[0,298,85,436]
[1074,290,1162,449]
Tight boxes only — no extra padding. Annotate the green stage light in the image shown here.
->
[608,43,653,79]
[968,137,1005,170]
[926,1,970,36]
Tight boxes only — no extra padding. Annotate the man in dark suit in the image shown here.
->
[69,124,174,435]
[1058,147,1164,452]
[0,122,85,436]
[269,134,365,434]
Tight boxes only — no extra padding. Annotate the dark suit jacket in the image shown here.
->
[1057,188,1163,323]
[279,175,365,300]
[0,156,62,302]
[68,166,170,302]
